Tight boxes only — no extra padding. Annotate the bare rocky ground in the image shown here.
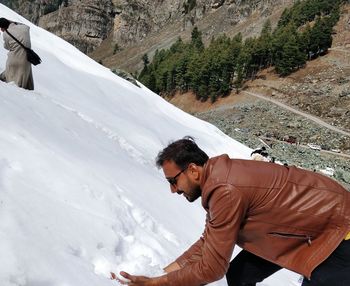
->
[195,96,350,188]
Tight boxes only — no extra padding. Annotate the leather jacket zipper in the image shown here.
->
[268,232,312,246]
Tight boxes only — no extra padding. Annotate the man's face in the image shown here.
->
[162,160,202,202]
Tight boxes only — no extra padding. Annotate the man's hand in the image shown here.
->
[118,271,150,285]
[111,271,167,286]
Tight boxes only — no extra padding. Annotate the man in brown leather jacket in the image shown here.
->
[113,137,350,286]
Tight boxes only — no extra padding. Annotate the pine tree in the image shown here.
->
[255,20,273,69]
[275,33,305,76]
[191,27,204,51]
[142,54,149,67]
[308,17,333,56]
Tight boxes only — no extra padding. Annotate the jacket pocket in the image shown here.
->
[268,232,312,246]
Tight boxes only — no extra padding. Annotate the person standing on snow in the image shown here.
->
[112,137,350,286]
[0,17,34,90]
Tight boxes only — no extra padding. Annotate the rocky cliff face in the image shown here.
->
[1,0,115,54]
[99,0,293,72]
[112,0,183,47]
[0,0,41,23]
[2,0,293,59]
[38,0,115,53]
[112,0,291,48]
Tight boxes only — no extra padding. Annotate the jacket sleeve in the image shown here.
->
[167,185,248,286]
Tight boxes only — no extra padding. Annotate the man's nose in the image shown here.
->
[170,184,179,194]
[170,184,178,193]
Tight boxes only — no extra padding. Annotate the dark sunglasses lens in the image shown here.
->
[167,178,176,185]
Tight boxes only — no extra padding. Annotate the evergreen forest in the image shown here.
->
[138,0,346,102]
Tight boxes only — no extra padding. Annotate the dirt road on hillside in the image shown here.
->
[243,91,350,137]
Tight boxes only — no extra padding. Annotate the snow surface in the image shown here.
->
[0,5,302,286]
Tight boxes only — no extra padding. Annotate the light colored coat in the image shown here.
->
[0,22,34,90]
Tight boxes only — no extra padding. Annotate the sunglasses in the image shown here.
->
[166,166,188,186]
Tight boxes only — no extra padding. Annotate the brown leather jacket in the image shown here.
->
[167,155,350,285]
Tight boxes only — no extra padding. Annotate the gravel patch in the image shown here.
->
[196,99,350,188]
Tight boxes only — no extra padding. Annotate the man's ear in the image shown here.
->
[188,163,200,180]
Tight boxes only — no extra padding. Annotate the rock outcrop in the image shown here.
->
[96,0,293,72]
[38,0,115,53]
[1,0,115,54]
[112,0,291,47]
[2,0,293,60]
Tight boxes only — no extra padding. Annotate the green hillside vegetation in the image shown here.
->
[138,0,345,102]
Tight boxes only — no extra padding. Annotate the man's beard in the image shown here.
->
[182,185,201,202]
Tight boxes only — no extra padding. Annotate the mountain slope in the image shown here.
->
[0,4,302,286]
[1,0,295,71]
[92,0,295,72]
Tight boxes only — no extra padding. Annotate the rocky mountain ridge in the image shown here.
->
[38,0,115,53]
[94,0,294,72]
[1,0,294,69]
[0,0,115,54]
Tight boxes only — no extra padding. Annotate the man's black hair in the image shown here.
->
[156,136,209,169]
[0,18,11,29]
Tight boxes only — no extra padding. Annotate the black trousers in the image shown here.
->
[226,240,350,286]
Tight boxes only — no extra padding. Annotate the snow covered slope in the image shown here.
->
[0,5,301,286]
